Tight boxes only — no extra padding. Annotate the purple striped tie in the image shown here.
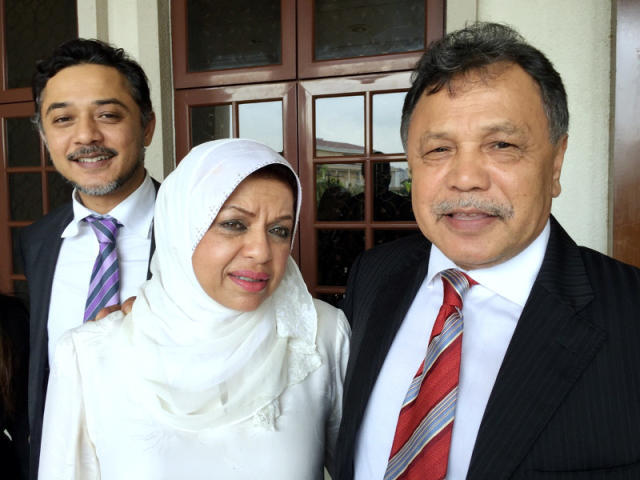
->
[83,215,122,322]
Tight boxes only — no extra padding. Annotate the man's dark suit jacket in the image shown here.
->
[334,216,640,479]
[20,178,159,480]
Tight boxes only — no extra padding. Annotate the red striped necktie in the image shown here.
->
[83,215,122,322]
[385,268,476,480]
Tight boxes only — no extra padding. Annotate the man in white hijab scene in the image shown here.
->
[37,139,350,479]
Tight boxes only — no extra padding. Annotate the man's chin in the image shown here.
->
[73,181,121,196]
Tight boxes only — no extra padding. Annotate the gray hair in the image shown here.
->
[401,22,568,149]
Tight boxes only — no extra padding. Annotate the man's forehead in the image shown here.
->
[440,62,534,97]
[41,65,136,108]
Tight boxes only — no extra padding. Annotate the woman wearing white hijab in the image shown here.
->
[38,139,350,479]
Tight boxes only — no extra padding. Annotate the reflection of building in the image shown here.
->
[316,138,365,191]
[316,138,364,156]
[316,137,410,194]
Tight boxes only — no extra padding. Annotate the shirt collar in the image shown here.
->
[426,220,551,307]
[61,173,155,239]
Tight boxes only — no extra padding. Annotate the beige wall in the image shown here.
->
[77,0,613,254]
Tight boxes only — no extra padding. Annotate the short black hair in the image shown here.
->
[32,38,153,130]
[401,22,568,149]
[249,163,299,212]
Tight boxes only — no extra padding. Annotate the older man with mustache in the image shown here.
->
[334,22,640,480]
[19,38,159,480]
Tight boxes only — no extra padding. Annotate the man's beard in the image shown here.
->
[66,145,145,196]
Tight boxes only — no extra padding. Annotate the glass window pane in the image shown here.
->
[6,117,41,167]
[191,105,232,147]
[47,171,73,211]
[317,229,364,286]
[238,101,283,153]
[316,292,344,308]
[373,92,406,154]
[11,228,23,275]
[5,0,77,89]
[315,96,364,156]
[316,163,364,221]
[9,173,42,221]
[373,162,413,221]
[187,0,281,72]
[374,229,419,246]
[315,0,424,61]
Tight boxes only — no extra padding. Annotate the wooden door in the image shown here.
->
[613,0,640,267]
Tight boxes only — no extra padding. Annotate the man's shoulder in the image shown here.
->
[21,202,73,240]
[578,245,640,289]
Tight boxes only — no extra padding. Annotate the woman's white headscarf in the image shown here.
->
[119,139,321,431]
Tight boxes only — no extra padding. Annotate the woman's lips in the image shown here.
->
[229,270,270,293]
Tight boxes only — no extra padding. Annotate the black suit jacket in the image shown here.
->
[334,216,640,479]
[20,178,159,480]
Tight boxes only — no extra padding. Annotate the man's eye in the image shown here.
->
[270,226,291,239]
[52,116,71,124]
[429,146,449,153]
[494,141,515,149]
[99,112,121,120]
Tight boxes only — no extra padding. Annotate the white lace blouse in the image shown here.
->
[38,299,350,480]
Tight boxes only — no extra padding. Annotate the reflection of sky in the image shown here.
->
[373,92,406,154]
[238,101,284,152]
[315,96,365,149]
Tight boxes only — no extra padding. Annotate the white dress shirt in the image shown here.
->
[47,174,155,363]
[354,221,551,480]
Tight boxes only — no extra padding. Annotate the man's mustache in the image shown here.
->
[67,145,118,161]
[432,197,514,219]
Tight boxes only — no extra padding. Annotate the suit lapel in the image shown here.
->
[340,237,431,476]
[30,206,73,354]
[467,217,606,479]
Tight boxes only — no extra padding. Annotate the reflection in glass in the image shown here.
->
[315,0,424,61]
[12,280,28,303]
[373,162,413,221]
[373,92,406,154]
[317,292,345,308]
[187,0,281,72]
[47,171,73,211]
[315,96,364,156]
[374,229,419,247]
[5,0,77,88]
[238,101,283,153]
[9,173,42,221]
[11,228,23,275]
[317,229,364,286]
[191,105,232,147]
[7,117,41,167]
[316,163,364,221]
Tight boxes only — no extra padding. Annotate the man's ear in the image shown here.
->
[39,127,49,148]
[551,134,568,198]
[143,112,156,147]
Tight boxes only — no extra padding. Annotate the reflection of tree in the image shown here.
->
[401,179,411,195]
[316,164,364,221]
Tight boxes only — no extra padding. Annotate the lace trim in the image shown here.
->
[250,258,322,430]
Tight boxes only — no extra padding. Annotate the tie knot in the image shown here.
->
[440,268,476,309]
[84,214,121,244]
